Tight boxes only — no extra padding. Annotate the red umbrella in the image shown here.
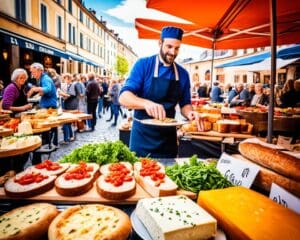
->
[135,0,300,142]
[143,0,300,49]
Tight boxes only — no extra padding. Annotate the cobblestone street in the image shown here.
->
[49,110,125,161]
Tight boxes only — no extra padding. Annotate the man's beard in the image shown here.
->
[160,48,176,64]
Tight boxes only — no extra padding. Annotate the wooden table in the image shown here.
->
[0,128,13,137]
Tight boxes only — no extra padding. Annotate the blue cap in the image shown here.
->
[161,26,183,40]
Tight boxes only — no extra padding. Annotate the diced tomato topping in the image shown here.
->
[139,158,165,186]
[35,159,62,171]
[64,162,94,181]
[14,172,49,185]
[104,163,133,186]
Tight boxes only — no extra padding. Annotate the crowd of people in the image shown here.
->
[0,62,126,146]
[192,78,300,108]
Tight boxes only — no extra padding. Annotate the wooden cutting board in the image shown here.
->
[0,179,197,204]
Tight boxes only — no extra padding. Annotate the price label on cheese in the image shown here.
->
[269,183,300,214]
[216,153,260,188]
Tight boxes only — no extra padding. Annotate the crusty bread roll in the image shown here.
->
[97,162,136,200]
[96,175,136,200]
[134,161,177,197]
[0,203,58,240]
[4,172,56,198]
[55,163,99,196]
[48,204,131,240]
[235,155,300,198]
[239,141,300,181]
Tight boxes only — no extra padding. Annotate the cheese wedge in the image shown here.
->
[136,195,217,240]
[198,186,300,240]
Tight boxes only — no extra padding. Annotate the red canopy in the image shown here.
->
[135,0,300,49]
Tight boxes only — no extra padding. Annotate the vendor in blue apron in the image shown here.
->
[119,26,200,158]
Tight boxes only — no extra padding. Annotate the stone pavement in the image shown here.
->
[49,110,127,161]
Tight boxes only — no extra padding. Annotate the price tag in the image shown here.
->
[277,135,292,150]
[269,183,300,214]
[216,153,260,188]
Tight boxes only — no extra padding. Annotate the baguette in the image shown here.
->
[235,154,300,198]
[239,141,300,181]
[4,171,56,198]
[134,160,177,197]
[55,162,99,196]
[97,162,136,200]
[0,203,58,240]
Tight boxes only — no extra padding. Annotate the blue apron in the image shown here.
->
[130,55,181,158]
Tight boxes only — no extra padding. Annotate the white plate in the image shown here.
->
[138,118,185,127]
[130,209,226,240]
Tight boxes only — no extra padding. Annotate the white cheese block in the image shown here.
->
[136,195,217,240]
[18,121,33,135]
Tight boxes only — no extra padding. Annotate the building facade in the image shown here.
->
[0,0,137,86]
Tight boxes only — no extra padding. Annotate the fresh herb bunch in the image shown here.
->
[166,155,232,193]
[59,141,138,165]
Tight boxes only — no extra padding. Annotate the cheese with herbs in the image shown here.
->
[136,195,217,240]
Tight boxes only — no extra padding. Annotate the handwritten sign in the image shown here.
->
[269,183,300,214]
[216,153,260,188]
[277,135,292,150]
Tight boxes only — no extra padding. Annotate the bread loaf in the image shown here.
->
[235,154,300,198]
[0,203,58,240]
[96,162,136,200]
[4,171,56,198]
[239,141,300,181]
[198,187,300,240]
[134,159,177,197]
[55,162,99,196]
[48,204,131,240]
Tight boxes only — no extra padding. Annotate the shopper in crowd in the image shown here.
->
[2,68,32,115]
[28,62,57,109]
[280,79,295,107]
[228,83,244,104]
[250,83,269,107]
[58,73,79,144]
[119,26,200,158]
[239,83,255,106]
[101,77,109,113]
[210,81,223,103]
[197,82,208,98]
[108,79,121,127]
[97,77,104,118]
[86,72,101,131]
[28,62,58,146]
[47,68,61,90]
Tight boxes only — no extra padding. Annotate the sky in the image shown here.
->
[84,0,204,59]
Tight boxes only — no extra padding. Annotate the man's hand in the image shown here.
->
[144,100,166,120]
[187,111,204,131]
[27,87,42,97]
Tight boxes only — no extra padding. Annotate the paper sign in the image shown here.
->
[269,183,300,214]
[277,135,292,150]
[216,153,260,188]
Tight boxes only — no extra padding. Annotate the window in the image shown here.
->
[41,4,47,33]
[79,10,83,22]
[72,26,76,44]
[57,15,62,39]
[68,23,72,43]
[68,0,72,14]
[15,0,26,22]
[80,33,83,48]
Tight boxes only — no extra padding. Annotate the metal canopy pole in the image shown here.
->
[267,0,277,143]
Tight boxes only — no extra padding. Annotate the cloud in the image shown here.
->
[106,0,190,24]
[102,0,203,58]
